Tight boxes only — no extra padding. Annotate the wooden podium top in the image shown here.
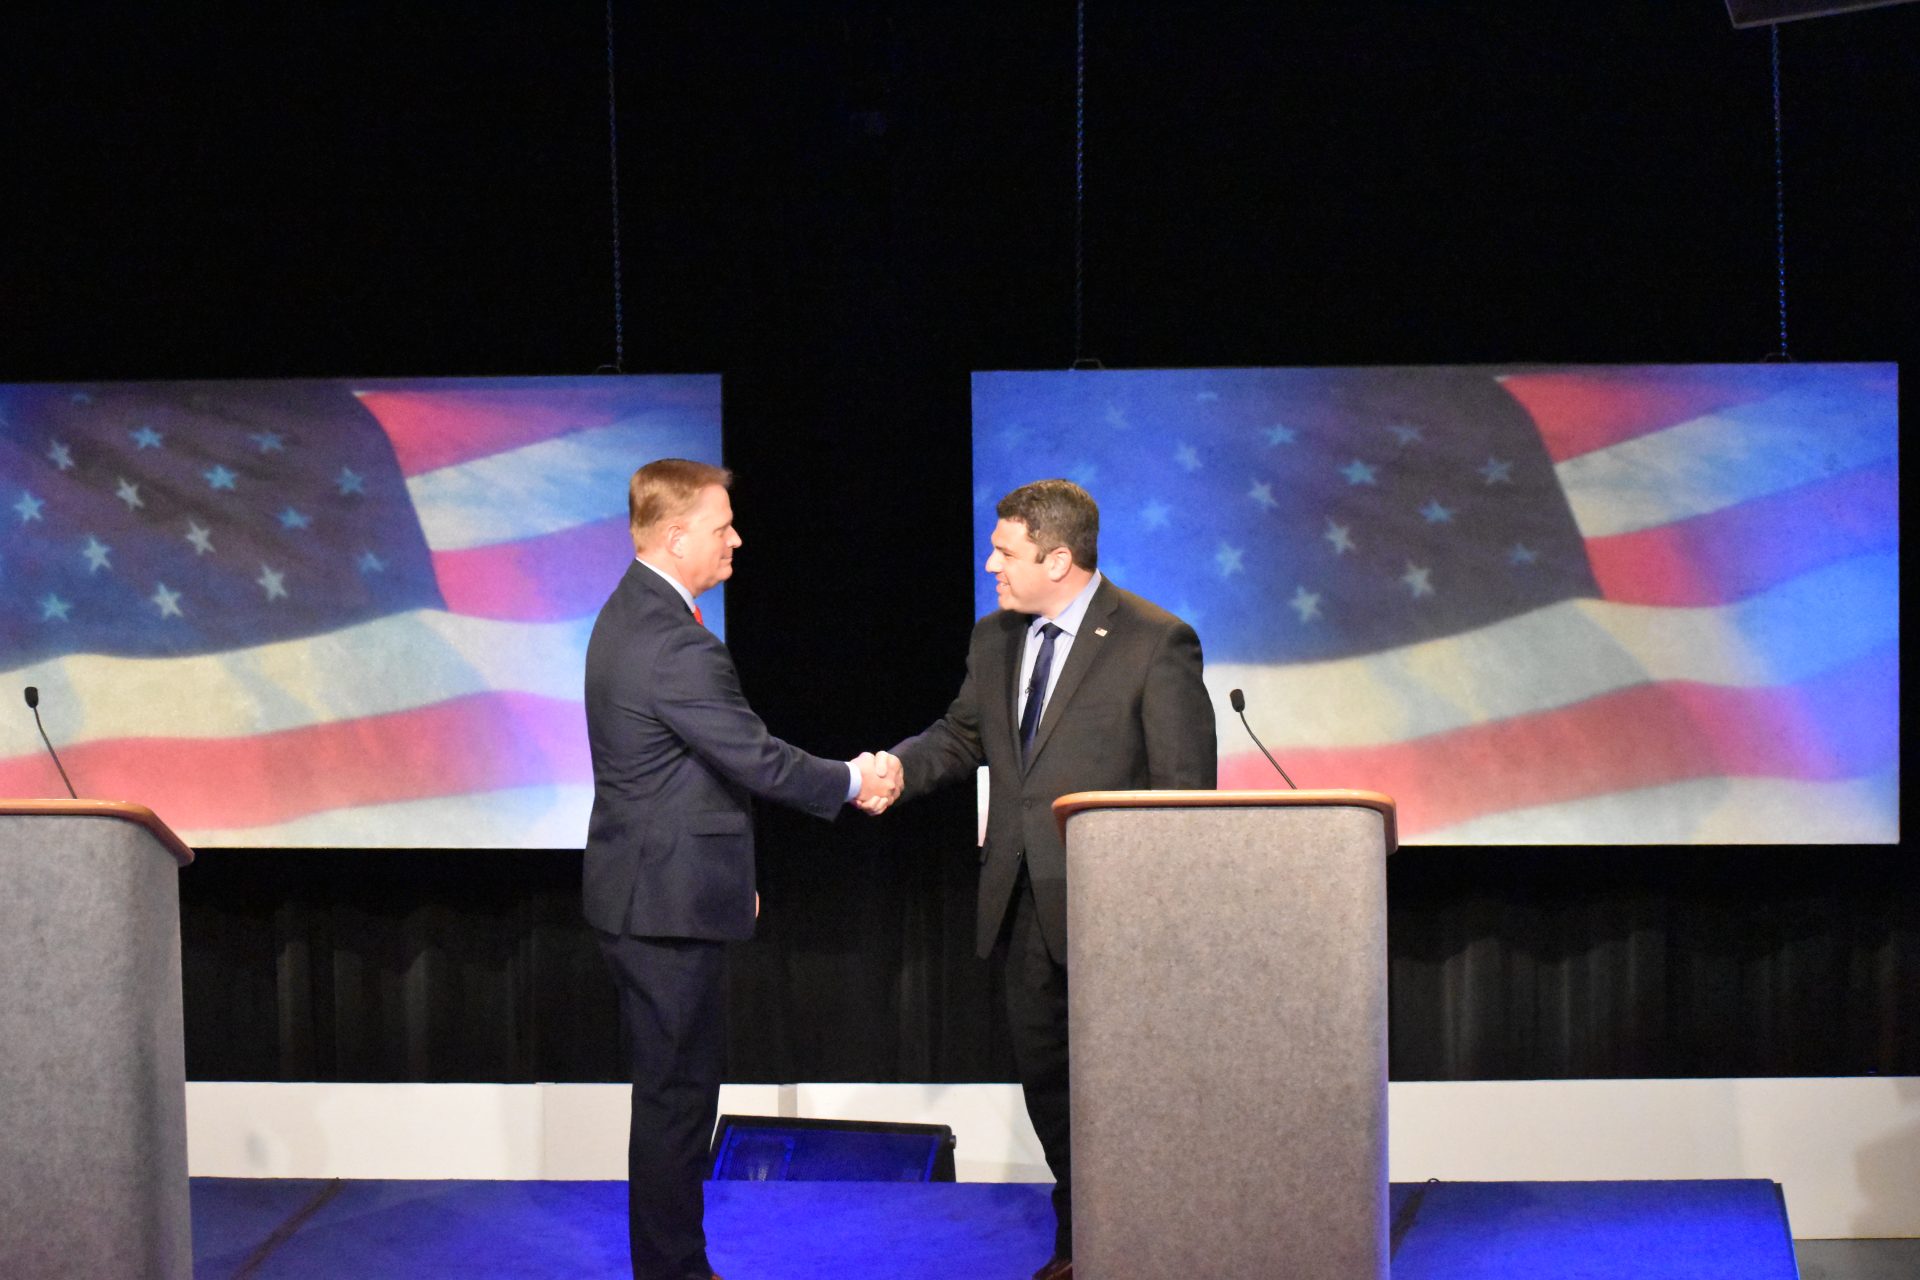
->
[0,800,195,867]
[1054,788,1397,853]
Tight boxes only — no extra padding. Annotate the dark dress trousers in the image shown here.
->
[584,561,849,1280]
[890,577,1217,1256]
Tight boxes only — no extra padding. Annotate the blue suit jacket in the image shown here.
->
[582,561,848,940]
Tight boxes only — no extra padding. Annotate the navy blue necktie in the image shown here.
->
[1019,623,1063,760]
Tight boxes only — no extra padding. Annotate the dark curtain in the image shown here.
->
[181,834,1919,1084]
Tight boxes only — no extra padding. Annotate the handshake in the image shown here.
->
[849,750,903,815]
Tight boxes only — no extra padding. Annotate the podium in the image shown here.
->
[1054,789,1396,1280]
[0,801,195,1280]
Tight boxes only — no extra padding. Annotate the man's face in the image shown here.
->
[673,484,741,595]
[984,518,1056,614]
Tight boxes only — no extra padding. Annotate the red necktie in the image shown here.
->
[692,604,704,626]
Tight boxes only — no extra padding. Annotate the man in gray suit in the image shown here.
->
[884,479,1218,1280]
[584,458,896,1280]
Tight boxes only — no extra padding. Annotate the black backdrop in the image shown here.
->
[9,3,1915,1084]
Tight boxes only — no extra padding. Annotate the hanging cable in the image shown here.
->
[1767,23,1791,362]
[602,0,627,374]
[1072,0,1090,367]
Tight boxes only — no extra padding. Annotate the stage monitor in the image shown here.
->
[2,375,722,847]
[971,364,1896,844]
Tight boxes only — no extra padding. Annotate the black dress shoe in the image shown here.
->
[1031,1258,1072,1280]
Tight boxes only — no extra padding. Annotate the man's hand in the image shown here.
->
[852,750,903,814]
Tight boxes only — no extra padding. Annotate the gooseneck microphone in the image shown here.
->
[24,686,79,800]
[1228,688,1297,790]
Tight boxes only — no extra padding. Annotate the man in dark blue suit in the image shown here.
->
[584,458,897,1280]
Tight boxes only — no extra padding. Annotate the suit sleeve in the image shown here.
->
[654,625,849,818]
[889,644,990,801]
[1143,618,1218,789]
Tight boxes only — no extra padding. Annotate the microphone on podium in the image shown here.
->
[23,686,79,800]
[1228,688,1296,790]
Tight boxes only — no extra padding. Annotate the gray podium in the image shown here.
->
[0,801,195,1280]
[1054,789,1397,1280]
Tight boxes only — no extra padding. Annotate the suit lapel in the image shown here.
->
[1023,581,1119,772]
[1001,614,1029,763]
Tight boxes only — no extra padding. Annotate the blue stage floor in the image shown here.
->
[190,1177,1800,1279]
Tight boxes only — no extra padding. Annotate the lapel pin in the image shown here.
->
[1094,627,1108,637]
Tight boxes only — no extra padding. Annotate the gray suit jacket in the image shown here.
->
[582,561,848,940]
[891,578,1217,961]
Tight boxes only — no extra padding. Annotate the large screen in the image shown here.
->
[972,364,1897,844]
[2,375,722,847]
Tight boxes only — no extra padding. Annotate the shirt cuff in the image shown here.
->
[845,760,862,804]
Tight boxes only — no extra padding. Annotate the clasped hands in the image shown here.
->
[850,750,902,815]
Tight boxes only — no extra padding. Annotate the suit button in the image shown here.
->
[1023,798,1035,809]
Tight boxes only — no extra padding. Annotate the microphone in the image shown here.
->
[1228,688,1296,789]
[24,686,79,800]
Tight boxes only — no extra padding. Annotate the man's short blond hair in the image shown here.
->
[629,458,732,546]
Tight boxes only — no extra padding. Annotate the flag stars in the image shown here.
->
[46,440,75,471]
[1341,459,1378,486]
[1214,543,1246,577]
[1140,500,1171,530]
[1248,480,1278,511]
[251,431,287,454]
[185,521,215,556]
[115,478,144,510]
[81,535,112,573]
[1480,456,1515,485]
[1388,424,1425,446]
[203,464,238,491]
[1401,562,1435,599]
[1175,444,1203,472]
[1263,424,1297,447]
[257,565,289,601]
[357,550,386,575]
[279,507,313,531]
[1103,402,1130,430]
[151,583,184,619]
[13,491,44,523]
[1067,462,1099,488]
[1508,543,1539,566]
[336,466,366,496]
[1419,498,1455,524]
[130,425,165,450]
[40,593,72,623]
[1289,586,1322,623]
[1324,520,1356,555]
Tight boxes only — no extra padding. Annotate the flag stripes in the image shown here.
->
[0,691,585,832]
[1219,641,1896,838]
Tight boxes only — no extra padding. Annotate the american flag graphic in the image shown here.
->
[2,376,722,847]
[972,365,1898,843]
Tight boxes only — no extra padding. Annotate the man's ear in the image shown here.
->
[1046,546,1073,581]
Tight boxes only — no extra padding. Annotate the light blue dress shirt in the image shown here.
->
[1015,571,1104,730]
